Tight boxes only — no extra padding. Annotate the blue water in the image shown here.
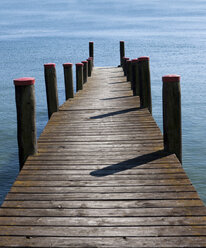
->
[0,0,206,205]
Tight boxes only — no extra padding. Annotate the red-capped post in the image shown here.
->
[82,60,88,83]
[87,57,93,77]
[138,56,152,113]
[126,60,132,83]
[120,41,125,66]
[63,63,74,100]
[89,41,94,64]
[14,77,37,170]
[123,57,129,76]
[76,63,84,92]
[131,59,138,91]
[44,63,59,119]
[162,75,182,163]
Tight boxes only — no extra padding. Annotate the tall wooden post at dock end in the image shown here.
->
[131,59,138,91]
[123,57,129,76]
[131,59,140,96]
[82,60,88,84]
[14,77,37,170]
[44,63,59,119]
[120,41,125,66]
[162,75,182,163]
[126,60,132,82]
[89,42,94,63]
[138,56,152,114]
[63,63,74,100]
[87,57,93,77]
[76,63,84,92]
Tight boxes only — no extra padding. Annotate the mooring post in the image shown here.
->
[63,63,74,100]
[123,57,129,76]
[14,77,37,170]
[82,60,88,84]
[131,59,138,91]
[120,41,125,66]
[162,75,182,163]
[89,41,94,65]
[134,59,140,96]
[126,60,132,83]
[138,56,152,114]
[87,57,93,77]
[76,63,84,92]
[44,63,59,119]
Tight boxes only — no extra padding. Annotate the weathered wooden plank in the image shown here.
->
[13,178,192,187]
[0,216,206,226]
[22,163,182,170]
[1,236,206,248]
[19,168,186,175]
[26,154,176,162]
[1,206,205,217]
[16,174,189,181]
[9,185,196,194]
[0,226,206,237]
[5,192,199,201]
[2,200,204,209]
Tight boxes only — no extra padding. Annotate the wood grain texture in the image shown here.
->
[1,67,206,247]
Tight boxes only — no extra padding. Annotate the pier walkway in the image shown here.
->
[0,67,206,247]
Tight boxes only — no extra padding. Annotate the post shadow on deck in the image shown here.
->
[90,107,141,120]
[90,150,170,177]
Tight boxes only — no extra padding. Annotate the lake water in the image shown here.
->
[0,0,206,205]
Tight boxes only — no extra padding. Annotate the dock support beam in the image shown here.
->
[126,60,132,82]
[132,59,140,96]
[131,59,138,93]
[120,41,125,66]
[14,77,37,170]
[87,57,93,77]
[44,63,59,119]
[63,63,74,100]
[82,60,88,84]
[123,57,129,76]
[138,56,152,114]
[162,75,182,163]
[89,41,94,65]
[76,63,84,92]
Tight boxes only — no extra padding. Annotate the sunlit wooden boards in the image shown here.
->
[0,67,206,247]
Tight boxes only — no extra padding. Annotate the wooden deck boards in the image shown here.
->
[0,67,206,247]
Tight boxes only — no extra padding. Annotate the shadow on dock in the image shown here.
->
[90,107,141,119]
[90,150,171,177]
[100,96,133,101]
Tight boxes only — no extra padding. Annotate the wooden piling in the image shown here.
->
[131,59,138,91]
[126,60,132,82]
[89,42,94,63]
[63,63,74,100]
[123,57,129,76]
[120,41,125,66]
[76,63,84,92]
[14,77,37,170]
[82,61,88,84]
[44,63,59,119]
[131,59,140,96]
[87,57,93,77]
[138,57,152,114]
[162,75,182,163]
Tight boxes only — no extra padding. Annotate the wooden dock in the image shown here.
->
[0,67,206,247]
